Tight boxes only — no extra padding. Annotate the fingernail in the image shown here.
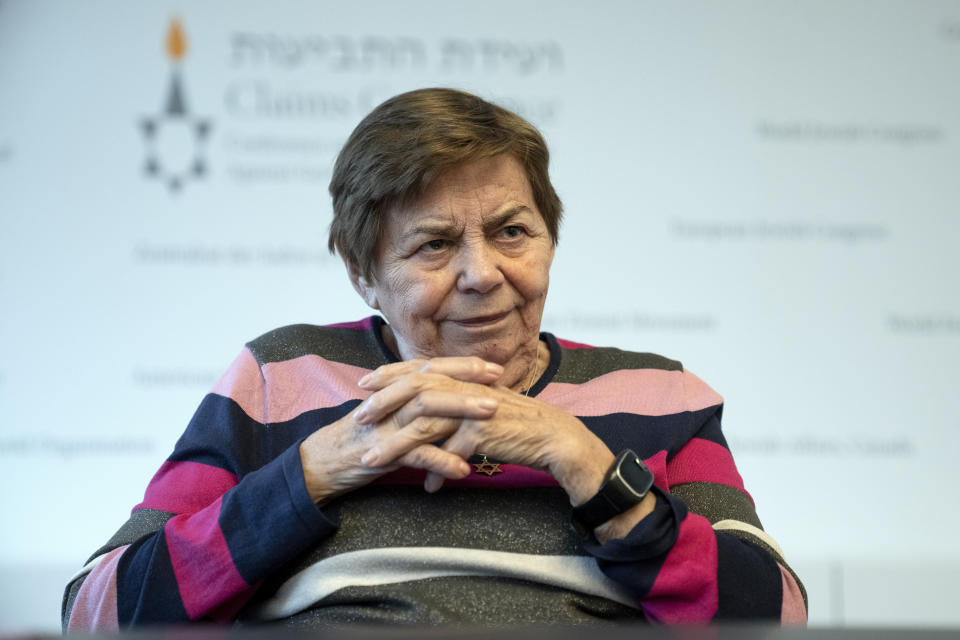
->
[357,373,372,387]
[475,397,498,412]
[485,362,504,377]
[361,449,379,466]
[354,408,368,424]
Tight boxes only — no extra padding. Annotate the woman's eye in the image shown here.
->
[500,225,525,239]
[420,239,447,252]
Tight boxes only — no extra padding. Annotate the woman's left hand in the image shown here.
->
[354,357,614,504]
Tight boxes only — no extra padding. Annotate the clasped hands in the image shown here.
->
[299,356,615,507]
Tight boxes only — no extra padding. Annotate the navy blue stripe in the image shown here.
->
[714,533,782,620]
[116,533,189,625]
[169,393,360,477]
[220,445,339,584]
[687,406,728,451]
[580,405,723,461]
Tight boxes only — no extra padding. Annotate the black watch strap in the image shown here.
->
[571,449,655,538]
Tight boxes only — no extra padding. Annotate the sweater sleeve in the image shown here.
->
[62,349,339,630]
[584,369,807,625]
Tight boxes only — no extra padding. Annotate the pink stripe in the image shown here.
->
[372,465,559,488]
[682,370,723,413]
[136,460,239,513]
[165,497,252,621]
[67,546,126,632]
[211,351,372,424]
[556,337,595,349]
[538,369,721,417]
[207,586,259,623]
[209,348,266,422]
[644,450,669,491]
[643,512,719,623]
[324,317,374,330]
[780,564,808,625]
[258,356,371,423]
[666,438,749,498]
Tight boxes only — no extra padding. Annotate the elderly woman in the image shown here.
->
[63,88,806,629]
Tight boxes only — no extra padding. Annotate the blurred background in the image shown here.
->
[1,0,958,632]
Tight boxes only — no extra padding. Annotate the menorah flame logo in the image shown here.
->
[139,18,213,193]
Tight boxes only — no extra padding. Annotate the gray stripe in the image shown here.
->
[313,485,583,560]
[553,344,682,385]
[249,547,640,621]
[670,481,763,529]
[87,508,174,563]
[61,572,84,630]
[247,323,390,368]
[251,577,647,627]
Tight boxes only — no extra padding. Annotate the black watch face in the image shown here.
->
[570,449,655,533]
[609,453,654,505]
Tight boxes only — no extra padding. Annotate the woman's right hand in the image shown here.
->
[298,357,503,504]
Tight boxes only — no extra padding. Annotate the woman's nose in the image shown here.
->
[456,242,504,294]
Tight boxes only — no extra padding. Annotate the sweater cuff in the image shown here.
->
[220,441,339,584]
[582,485,687,562]
[281,439,340,536]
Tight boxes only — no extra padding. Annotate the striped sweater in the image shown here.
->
[62,317,807,629]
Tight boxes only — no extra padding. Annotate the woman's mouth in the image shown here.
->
[451,311,510,327]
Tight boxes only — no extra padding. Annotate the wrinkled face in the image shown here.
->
[352,154,555,386]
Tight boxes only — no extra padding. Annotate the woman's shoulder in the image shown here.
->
[243,317,384,368]
[544,333,723,413]
[546,333,684,382]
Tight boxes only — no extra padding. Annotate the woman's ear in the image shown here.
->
[347,263,380,310]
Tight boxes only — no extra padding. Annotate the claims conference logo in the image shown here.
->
[139,18,213,193]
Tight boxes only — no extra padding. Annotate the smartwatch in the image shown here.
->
[571,449,655,538]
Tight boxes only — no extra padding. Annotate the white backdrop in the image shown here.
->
[2,0,959,632]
